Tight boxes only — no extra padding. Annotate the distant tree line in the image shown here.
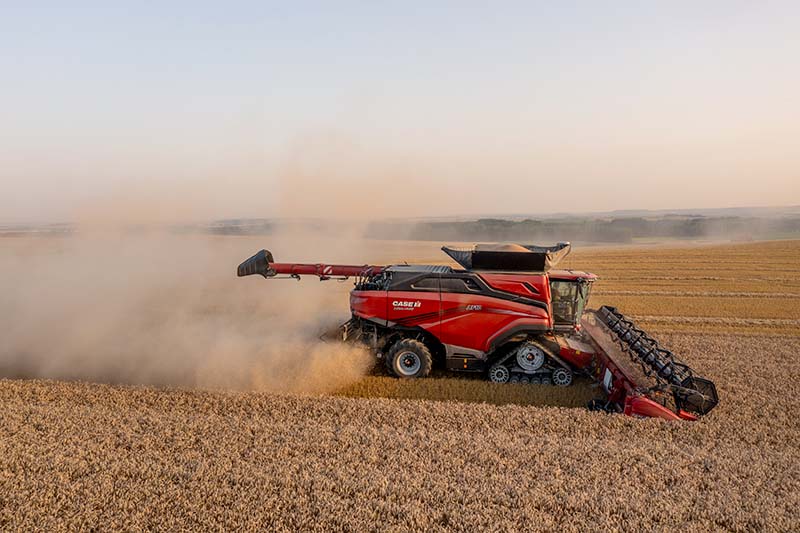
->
[366,216,800,243]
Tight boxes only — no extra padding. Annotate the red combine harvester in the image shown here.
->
[238,243,718,420]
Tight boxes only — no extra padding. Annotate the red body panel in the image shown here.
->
[624,397,697,421]
[555,342,594,368]
[353,288,549,353]
[350,291,387,325]
[438,292,549,352]
[387,290,442,338]
[624,396,682,420]
[479,273,549,302]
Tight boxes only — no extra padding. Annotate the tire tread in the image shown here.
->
[386,338,433,378]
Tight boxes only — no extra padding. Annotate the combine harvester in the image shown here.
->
[238,243,718,420]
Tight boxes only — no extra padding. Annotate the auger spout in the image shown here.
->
[237,249,384,280]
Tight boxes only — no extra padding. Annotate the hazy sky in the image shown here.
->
[2,1,798,223]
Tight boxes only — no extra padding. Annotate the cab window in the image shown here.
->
[550,280,578,324]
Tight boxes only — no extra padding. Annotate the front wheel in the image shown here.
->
[386,338,433,379]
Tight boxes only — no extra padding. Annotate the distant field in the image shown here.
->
[573,240,800,336]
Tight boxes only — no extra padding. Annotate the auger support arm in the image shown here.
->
[237,249,384,280]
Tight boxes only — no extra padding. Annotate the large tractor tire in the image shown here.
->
[386,338,433,379]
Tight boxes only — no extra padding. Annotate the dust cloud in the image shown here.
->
[0,229,378,394]
[1,131,459,393]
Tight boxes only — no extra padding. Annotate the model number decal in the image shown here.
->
[392,300,421,310]
[466,304,482,311]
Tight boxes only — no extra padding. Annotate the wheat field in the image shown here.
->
[1,239,799,531]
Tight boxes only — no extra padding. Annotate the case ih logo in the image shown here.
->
[392,300,421,310]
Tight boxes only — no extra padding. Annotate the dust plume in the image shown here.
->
[0,230,375,393]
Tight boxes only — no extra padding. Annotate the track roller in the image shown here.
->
[552,368,573,387]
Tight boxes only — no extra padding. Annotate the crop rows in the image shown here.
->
[595,290,800,298]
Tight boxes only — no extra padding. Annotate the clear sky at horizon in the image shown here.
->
[2,1,798,223]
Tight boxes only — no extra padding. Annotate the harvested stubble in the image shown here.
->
[594,294,796,320]
[1,334,799,532]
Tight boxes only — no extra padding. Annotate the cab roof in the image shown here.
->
[548,270,598,281]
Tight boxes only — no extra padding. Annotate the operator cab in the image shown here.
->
[549,270,597,329]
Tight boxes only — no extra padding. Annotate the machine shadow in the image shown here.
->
[332,372,602,408]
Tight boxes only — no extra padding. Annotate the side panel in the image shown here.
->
[478,273,551,307]
[350,290,388,325]
[554,335,595,369]
[385,290,441,337]
[438,292,549,354]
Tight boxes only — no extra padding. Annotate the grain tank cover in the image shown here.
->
[441,242,571,272]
